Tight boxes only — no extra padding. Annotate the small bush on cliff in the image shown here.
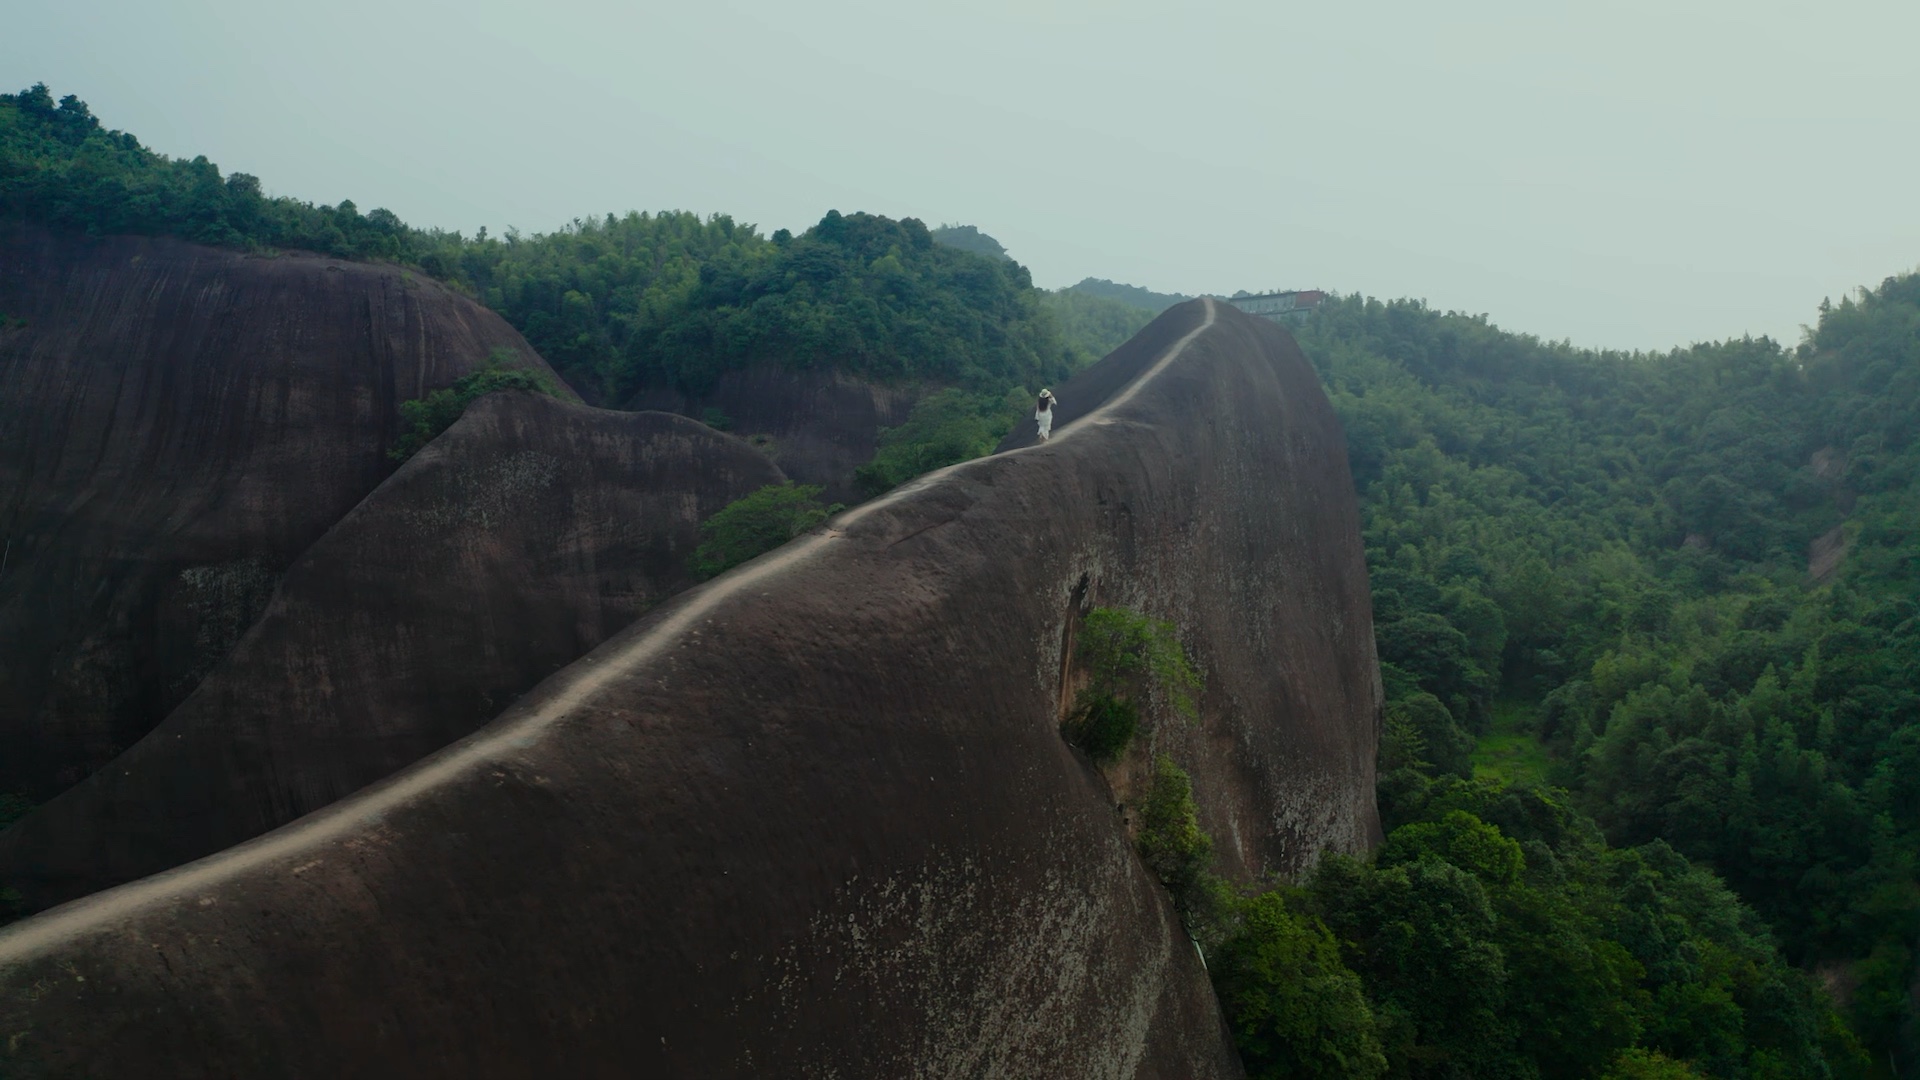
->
[1079,607,1200,719]
[1067,692,1138,765]
[1063,607,1200,762]
[1137,755,1237,935]
[854,387,1030,497]
[693,483,842,580]
[388,351,557,460]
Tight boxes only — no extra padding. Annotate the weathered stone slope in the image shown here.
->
[628,365,918,503]
[0,299,1378,1078]
[0,223,560,800]
[0,391,785,912]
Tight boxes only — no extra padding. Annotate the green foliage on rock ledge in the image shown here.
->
[1136,756,1221,922]
[692,483,841,581]
[854,387,1031,497]
[1063,607,1200,763]
[1078,607,1201,718]
[388,352,558,461]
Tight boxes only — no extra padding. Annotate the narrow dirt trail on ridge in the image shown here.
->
[0,299,1221,965]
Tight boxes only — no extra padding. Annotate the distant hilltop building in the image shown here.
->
[1226,289,1327,325]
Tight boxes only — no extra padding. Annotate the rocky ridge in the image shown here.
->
[0,391,786,911]
[0,299,1379,1077]
[0,223,561,799]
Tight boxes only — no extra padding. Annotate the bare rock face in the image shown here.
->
[0,391,786,912]
[628,365,920,503]
[0,300,1378,1078]
[0,223,561,800]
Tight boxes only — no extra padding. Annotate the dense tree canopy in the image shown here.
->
[1305,277,1920,1072]
[0,83,435,261]
[1183,756,1852,1077]
[441,209,1082,403]
[2,86,1095,409]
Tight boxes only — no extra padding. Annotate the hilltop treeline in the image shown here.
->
[0,84,426,262]
[426,209,1077,402]
[1,84,1142,409]
[1067,276,1192,313]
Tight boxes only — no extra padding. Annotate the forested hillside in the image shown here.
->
[1067,276,1193,312]
[1285,280,1920,1076]
[0,85,1100,405]
[7,78,1915,1077]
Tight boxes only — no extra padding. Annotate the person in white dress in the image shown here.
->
[1035,388,1057,442]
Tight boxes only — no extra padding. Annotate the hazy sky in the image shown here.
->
[8,0,1917,351]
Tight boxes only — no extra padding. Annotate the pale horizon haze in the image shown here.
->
[7,0,1918,351]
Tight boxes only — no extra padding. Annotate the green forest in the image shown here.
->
[5,81,1918,1077]
[0,85,1116,404]
[1248,280,1917,1078]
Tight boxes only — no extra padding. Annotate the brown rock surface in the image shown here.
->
[0,223,560,800]
[628,365,919,503]
[0,299,1378,1077]
[0,391,786,912]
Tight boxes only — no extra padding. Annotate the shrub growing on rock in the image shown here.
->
[1062,606,1200,762]
[1136,755,1238,937]
[1066,692,1138,764]
[389,350,557,460]
[693,483,841,580]
[854,387,1029,497]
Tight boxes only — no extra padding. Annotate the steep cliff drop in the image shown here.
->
[0,300,1379,1078]
[0,223,563,802]
[0,391,788,913]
